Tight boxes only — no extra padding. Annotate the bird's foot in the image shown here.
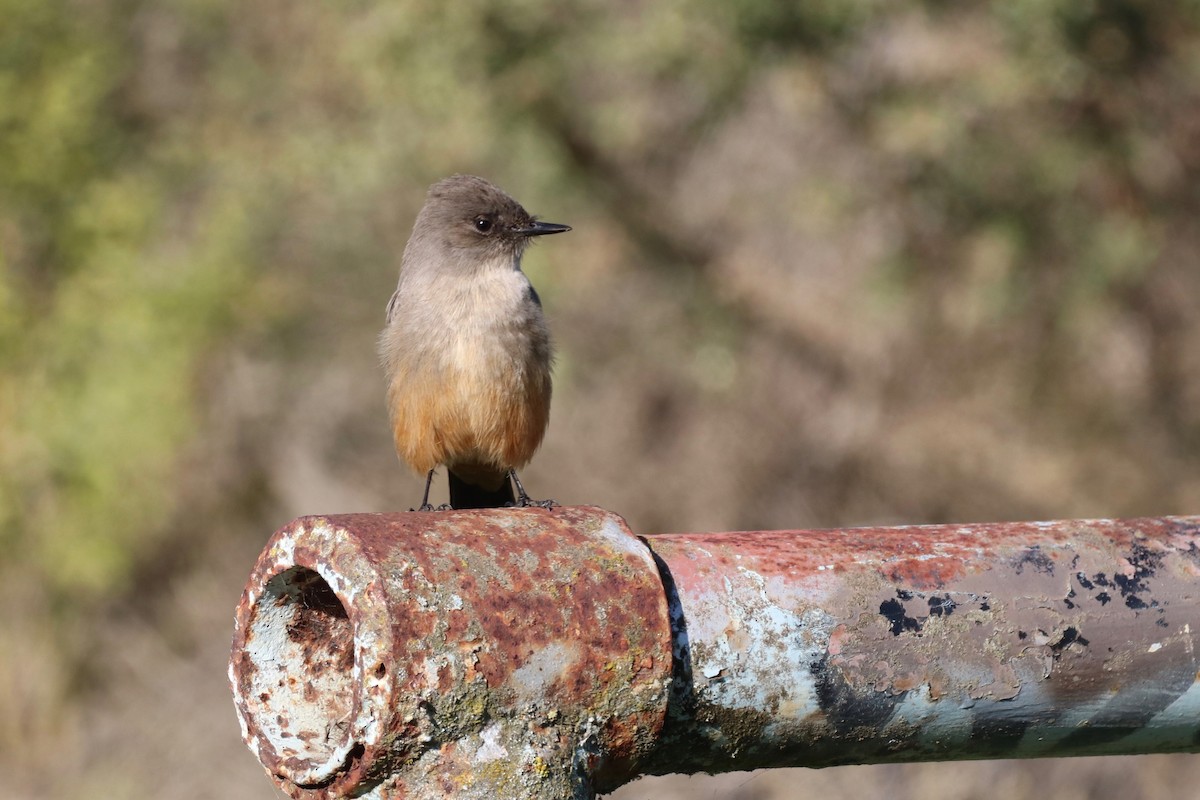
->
[411,469,441,512]
[509,493,559,509]
[507,470,558,509]
[411,502,454,512]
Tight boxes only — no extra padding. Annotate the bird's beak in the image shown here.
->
[516,220,572,236]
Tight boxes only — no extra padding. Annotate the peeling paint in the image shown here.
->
[642,515,1200,774]
[231,511,1200,798]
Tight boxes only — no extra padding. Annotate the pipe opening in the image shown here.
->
[243,566,358,786]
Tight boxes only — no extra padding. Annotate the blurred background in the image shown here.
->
[2,0,1199,797]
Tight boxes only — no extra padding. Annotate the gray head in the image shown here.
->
[409,174,570,265]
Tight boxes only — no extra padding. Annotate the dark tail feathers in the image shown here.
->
[448,470,515,509]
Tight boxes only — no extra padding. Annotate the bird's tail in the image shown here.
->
[448,469,516,509]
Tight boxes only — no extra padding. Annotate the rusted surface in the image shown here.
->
[642,516,1200,774]
[232,510,1200,798]
[229,506,673,799]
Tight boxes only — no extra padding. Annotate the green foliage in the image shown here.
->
[0,0,255,595]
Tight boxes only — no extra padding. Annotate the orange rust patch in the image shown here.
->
[884,556,968,590]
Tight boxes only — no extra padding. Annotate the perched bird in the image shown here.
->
[379,175,570,509]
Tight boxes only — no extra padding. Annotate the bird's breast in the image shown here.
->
[437,269,547,373]
[381,265,552,472]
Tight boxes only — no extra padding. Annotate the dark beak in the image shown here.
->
[516,220,572,236]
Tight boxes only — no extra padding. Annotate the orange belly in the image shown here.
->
[387,359,550,477]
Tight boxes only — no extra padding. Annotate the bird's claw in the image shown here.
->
[412,502,454,512]
[509,496,559,509]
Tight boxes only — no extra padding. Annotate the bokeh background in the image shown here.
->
[3,0,1200,797]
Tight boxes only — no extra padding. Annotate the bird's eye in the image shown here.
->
[474,216,494,233]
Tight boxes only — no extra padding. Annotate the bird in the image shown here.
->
[378,174,570,510]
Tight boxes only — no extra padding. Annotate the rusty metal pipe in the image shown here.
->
[230,509,1200,799]
[229,507,673,800]
[644,515,1200,775]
